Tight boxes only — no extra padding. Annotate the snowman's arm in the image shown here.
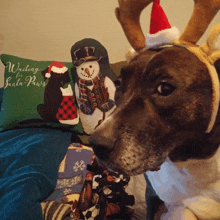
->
[75,83,80,103]
[104,77,116,100]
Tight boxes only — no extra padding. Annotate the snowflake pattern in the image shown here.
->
[63,188,72,195]
[61,179,69,187]
[75,148,82,152]
[56,179,62,186]
[73,160,86,172]
[55,174,83,189]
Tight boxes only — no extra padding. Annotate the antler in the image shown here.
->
[115,0,154,52]
[179,0,220,45]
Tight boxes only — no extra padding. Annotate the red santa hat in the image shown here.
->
[145,0,180,49]
[45,62,68,78]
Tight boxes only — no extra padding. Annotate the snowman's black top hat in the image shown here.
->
[72,46,102,67]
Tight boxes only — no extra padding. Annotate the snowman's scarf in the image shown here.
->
[78,73,110,112]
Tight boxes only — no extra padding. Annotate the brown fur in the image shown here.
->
[89,46,220,176]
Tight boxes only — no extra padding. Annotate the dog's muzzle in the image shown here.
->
[89,135,116,161]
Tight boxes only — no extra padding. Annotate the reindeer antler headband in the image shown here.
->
[174,24,220,133]
[115,0,220,133]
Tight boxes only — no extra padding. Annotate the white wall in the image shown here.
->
[1,0,220,87]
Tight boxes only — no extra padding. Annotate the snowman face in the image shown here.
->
[76,61,100,80]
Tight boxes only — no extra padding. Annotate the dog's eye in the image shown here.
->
[157,82,175,96]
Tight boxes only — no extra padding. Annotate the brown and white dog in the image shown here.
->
[89,0,220,219]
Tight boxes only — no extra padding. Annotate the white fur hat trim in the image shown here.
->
[51,66,68,74]
[145,26,180,49]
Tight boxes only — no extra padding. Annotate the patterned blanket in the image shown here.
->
[41,144,135,220]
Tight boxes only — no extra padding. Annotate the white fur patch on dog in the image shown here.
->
[146,147,220,219]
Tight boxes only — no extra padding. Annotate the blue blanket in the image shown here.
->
[0,128,72,220]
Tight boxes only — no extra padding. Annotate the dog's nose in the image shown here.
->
[89,135,115,161]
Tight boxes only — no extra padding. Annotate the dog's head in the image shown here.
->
[89,45,220,176]
[89,0,220,176]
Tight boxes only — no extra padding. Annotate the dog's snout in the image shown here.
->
[89,135,115,161]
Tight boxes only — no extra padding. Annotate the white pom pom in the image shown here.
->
[45,73,51,78]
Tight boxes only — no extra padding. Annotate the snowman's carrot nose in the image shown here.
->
[85,68,90,76]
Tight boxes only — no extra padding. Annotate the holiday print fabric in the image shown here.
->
[41,144,135,220]
[0,54,83,133]
[43,144,94,203]
[37,64,78,124]
[72,162,135,220]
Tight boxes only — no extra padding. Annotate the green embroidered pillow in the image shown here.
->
[0,54,83,133]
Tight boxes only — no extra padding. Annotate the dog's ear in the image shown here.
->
[41,67,49,81]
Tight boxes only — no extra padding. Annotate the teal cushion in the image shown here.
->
[0,128,72,219]
[0,54,83,133]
